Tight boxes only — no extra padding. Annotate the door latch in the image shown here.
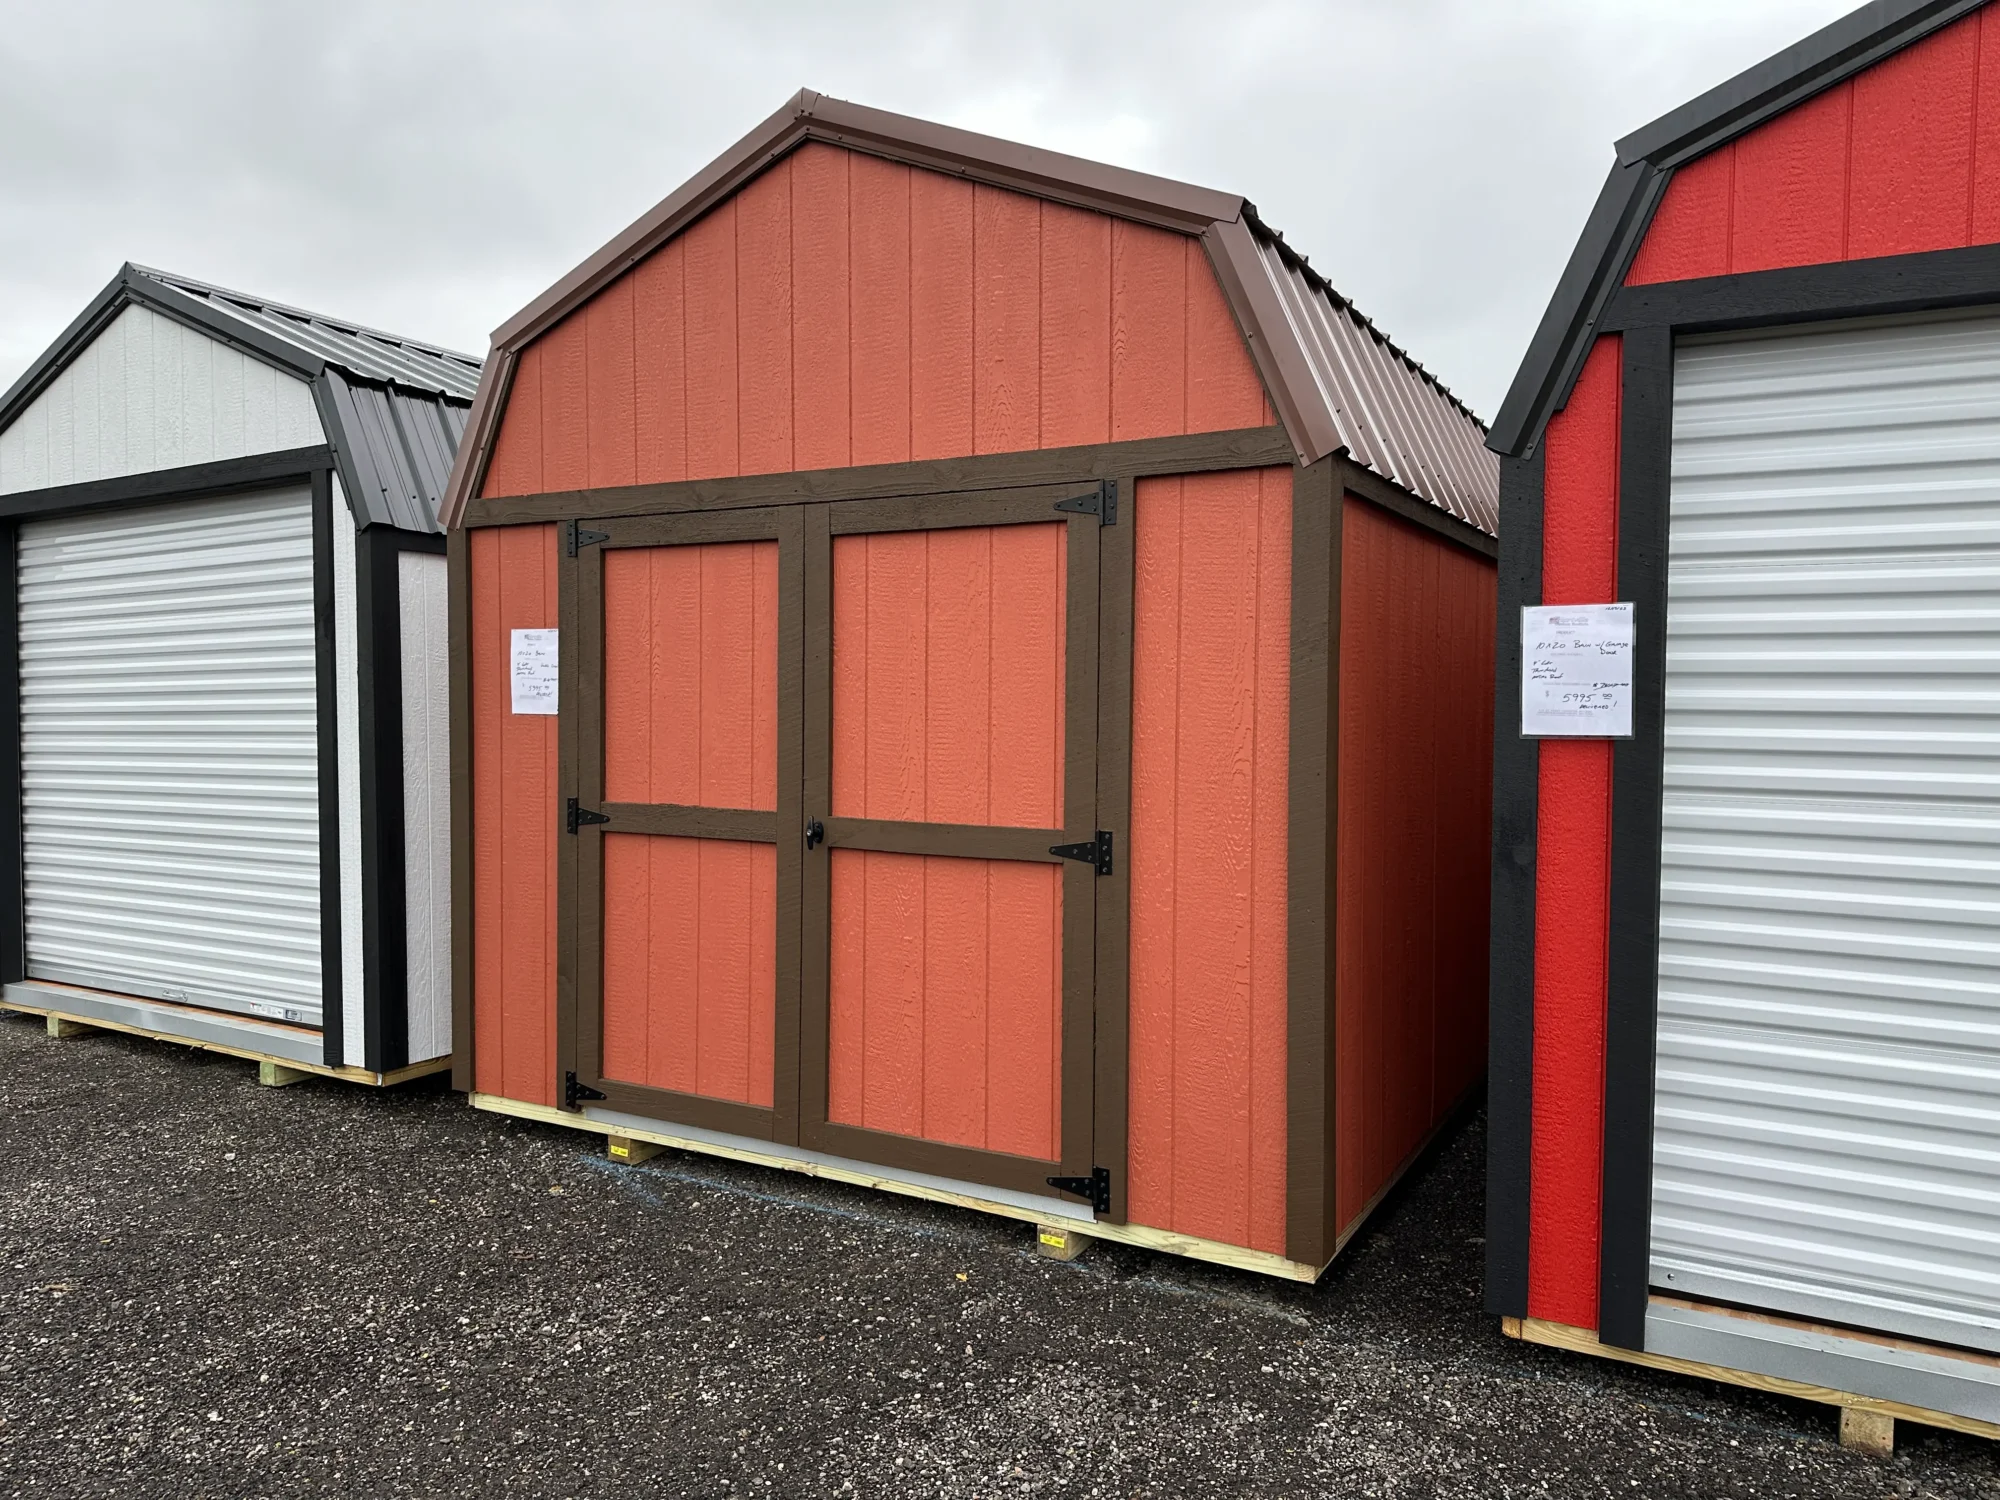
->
[805,818,825,850]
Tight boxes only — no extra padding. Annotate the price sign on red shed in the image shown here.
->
[510,628,559,715]
[1522,604,1633,738]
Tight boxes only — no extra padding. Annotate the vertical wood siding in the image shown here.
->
[470,524,561,1105]
[1333,499,1495,1234]
[1127,467,1291,1256]
[478,143,1272,498]
[600,541,779,1104]
[830,525,1065,827]
[0,303,324,495]
[1628,7,2000,285]
[1530,335,1622,1330]
[826,523,1067,1159]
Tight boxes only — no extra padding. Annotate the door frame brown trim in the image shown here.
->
[564,507,802,1142]
[463,427,1296,527]
[796,491,1102,1202]
[1091,476,1137,1222]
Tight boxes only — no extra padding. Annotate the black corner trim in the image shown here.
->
[1484,447,1544,1318]
[311,469,345,1072]
[1597,328,1675,1353]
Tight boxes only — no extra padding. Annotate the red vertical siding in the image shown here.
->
[825,523,1068,1159]
[1629,6,2000,285]
[1127,467,1291,1256]
[479,143,1271,496]
[470,524,561,1106]
[599,541,779,1106]
[1529,336,1622,1330]
[1333,499,1495,1234]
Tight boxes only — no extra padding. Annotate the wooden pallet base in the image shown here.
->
[1,999,450,1089]
[1504,1315,2000,1450]
[473,1092,1329,1282]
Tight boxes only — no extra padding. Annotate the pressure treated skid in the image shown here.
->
[1,997,450,1089]
[1505,1315,2000,1454]
[475,1092,1329,1281]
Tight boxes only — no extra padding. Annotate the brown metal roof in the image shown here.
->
[439,90,1497,536]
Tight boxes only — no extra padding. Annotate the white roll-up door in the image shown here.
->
[1653,311,2000,1354]
[18,487,323,1026]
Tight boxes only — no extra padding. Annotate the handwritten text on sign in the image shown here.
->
[511,628,559,715]
[1522,603,1633,738]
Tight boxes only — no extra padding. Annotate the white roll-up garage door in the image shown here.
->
[18,487,323,1026]
[1653,311,2000,1354]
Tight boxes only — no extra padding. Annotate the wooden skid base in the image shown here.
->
[607,1135,664,1166]
[1,1000,450,1089]
[1036,1223,1094,1262]
[1504,1316,2000,1446]
[472,1093,1329,1282]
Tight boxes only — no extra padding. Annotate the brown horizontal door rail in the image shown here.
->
[463,425,1295,527]
[822,817,1067,863]
[602,804,779,842]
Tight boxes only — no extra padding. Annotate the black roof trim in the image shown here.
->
[1616,0,1982,168]
[1491,0,1986,458]
[0,265,475,532]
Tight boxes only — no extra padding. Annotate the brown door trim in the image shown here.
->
[795,487,1103,1199]
[564,505,805,1145]
[463,426,1294,527]
[1091,476,1137,1222]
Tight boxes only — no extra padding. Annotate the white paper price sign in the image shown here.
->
[510,628,559,715]
[1522,604,1634,738]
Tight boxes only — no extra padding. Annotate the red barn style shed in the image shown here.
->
[1489,0,2000,1446]
[440,92,1498,1280]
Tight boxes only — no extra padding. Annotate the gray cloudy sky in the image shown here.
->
[0,0,1858,423]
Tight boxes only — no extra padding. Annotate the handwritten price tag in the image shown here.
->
[511,628,559,716]
[1522,603,1633,738]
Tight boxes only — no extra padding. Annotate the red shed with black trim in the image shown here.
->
[439,92,1499,1281]
[1489,0,2000,1448]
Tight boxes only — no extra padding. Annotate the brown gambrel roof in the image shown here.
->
[440,90,1498,535]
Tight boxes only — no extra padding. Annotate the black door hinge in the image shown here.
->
[1046,1166,1112,1213]
[564,1071,607,1108]
[567,797,611,835]
[1053,479,1116,525]
[568,521,610,556]
[1049,830,1113,876]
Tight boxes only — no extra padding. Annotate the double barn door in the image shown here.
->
[561,484,1124,1210]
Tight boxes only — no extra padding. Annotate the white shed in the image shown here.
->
[0,265,473,1084]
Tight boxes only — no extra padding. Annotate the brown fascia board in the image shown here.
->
[1203,216,1344,468]
[441,89,1304,527]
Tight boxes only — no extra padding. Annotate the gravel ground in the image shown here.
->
[4,1010,2000,1498]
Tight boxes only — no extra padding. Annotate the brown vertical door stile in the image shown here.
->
[1092,478,1135,1223]
[566,506,804,1143]
[799,483,1105,1202]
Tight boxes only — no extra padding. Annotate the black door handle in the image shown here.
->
[805,818,824,850]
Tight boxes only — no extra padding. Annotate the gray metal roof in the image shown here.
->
[1244,214,1498,534]
[0,265,479,533]
[129,266,483,401]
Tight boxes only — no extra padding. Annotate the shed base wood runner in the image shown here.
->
[473,1091,1328,1281]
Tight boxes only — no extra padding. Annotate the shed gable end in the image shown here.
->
[0,302,324,496]
[480,142,1272,498]
[1629,4,2000,285]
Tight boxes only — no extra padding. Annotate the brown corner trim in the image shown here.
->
[446,528,474,1093]
[1285,454,1339,1266]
